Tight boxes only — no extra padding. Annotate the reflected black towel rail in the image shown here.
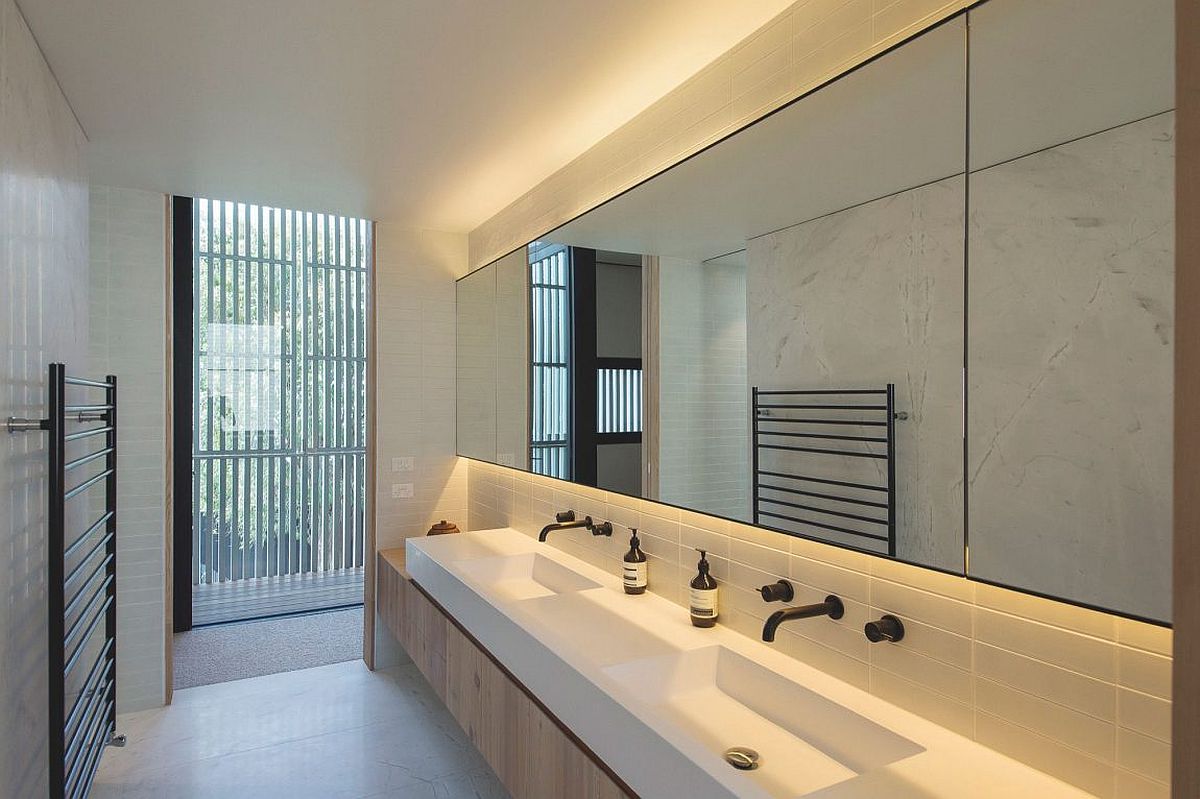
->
[8,364,124,798]
[752,385,901,557]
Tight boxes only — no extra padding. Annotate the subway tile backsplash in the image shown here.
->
[465,459,1172,798]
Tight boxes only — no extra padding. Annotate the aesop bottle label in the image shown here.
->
[623,562,647,589]
[689,587,718,619]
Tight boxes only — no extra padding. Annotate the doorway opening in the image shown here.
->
[173,198,371,633]
[527,244,643,492]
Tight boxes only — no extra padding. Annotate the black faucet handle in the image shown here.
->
[865,614,905,643]
[590,520,613,537]
[759,580,795,603]
[555,510,576,523]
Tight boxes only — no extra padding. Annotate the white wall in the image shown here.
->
[595,260,641,359]
[373,224,469,663]
[0,0,89,793]
[88,186,167,711]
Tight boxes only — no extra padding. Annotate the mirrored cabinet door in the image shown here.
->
[495,248,530,470]
[456,265,498,462]
[966,0,1176,622]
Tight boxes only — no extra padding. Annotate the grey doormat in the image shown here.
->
[173,606,364,690]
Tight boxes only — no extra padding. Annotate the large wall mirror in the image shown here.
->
[456,0,1175,623]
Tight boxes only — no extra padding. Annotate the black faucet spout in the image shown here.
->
[538,514,594,542]
[762,595,844,642]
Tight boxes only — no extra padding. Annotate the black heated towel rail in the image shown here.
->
[7,363,125,798]
[752,386,902,557]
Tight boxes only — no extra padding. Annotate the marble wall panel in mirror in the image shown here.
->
[746,176,965,571]
[966,0,1175,622]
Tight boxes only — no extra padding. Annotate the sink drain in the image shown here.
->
[723,746,760,770]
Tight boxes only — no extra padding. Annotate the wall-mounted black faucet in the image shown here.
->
[865,614,905,643]
[539,510,591,541]
[538,510,613,542]
[762,595,844,642]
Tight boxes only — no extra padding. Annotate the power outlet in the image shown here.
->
[391,456,414,472]
[391,483,414,499]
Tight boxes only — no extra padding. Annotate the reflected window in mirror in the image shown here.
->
[529,243,572,479]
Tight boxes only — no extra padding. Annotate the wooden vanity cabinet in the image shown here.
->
[377,550,634,799]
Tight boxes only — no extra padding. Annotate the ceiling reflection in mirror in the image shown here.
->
[460,19,968,574]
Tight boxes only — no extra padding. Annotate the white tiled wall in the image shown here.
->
[656,256,750,520]
[372,224,470,658]
[88,186,168,712]
[468,0,974,269]
[0,0,90,793]
[466,460,1172,798]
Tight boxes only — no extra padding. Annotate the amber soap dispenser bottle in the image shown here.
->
[689,549,719,627]
[623,527,648,595]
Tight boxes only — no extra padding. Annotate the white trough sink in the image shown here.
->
[604,646,924,797]
[513,591,679,666]
[454,552,600,602]
[405,528,1097,799]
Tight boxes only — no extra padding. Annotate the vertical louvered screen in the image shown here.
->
[193,199,370,587]
[596,367,642,434]
[529,244,571,479]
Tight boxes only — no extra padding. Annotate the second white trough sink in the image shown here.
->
[604,646,924,797]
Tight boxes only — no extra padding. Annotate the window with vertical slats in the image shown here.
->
[193,199,370,585]
[596,366,643,434]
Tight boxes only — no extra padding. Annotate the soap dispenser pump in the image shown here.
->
[623,528,648,595]
[689,549,719,627]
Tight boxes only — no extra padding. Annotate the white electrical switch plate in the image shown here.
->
[391,483,414,499]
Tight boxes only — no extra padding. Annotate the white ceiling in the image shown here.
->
[17,0,794,231]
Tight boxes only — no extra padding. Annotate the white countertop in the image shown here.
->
[405,528,1095,799]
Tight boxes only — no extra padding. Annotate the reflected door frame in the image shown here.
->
[570,247,598,486]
